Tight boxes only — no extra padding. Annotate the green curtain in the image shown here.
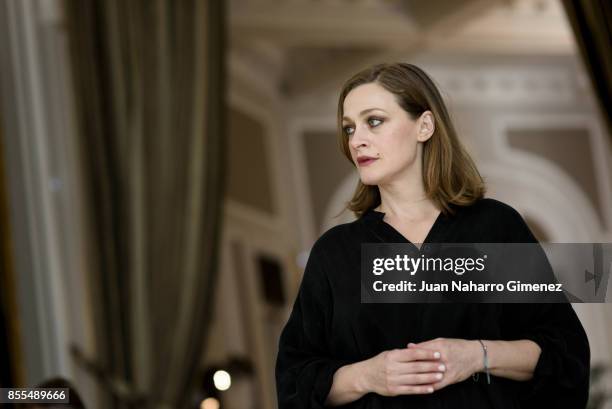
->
[63,1,226,408]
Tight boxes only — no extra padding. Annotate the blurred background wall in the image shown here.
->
[0,0,611,408]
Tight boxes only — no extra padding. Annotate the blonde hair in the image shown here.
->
[337,62,485,219]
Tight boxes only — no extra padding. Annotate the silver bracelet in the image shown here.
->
[472,339,491,384]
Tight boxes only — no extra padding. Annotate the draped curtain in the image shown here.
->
[562,0,612,140]
[63,1,226,408]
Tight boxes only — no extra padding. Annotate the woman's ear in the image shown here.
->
[417,111,435,142]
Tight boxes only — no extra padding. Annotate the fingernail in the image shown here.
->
[428,387,434,393]
[434,352,441,359]
[436,373,443,379]
[438,364,446,371]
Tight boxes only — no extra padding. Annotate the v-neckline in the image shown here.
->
[370,208,445,250]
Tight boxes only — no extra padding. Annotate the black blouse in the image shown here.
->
[275,198,590,409]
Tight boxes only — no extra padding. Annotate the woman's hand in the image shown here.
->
[406,338,482,391]
[361,347,446,396]
[326,339,540,406]
[325,346,445,406]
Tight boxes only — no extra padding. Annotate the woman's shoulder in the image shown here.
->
[307,215,368,258]
[311,221,355,251]
[459,197,525,222]
[458,197,536,242]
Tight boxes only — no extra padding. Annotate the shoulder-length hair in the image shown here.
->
[337,62,485,219]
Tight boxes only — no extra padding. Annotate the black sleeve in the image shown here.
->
[502,302,590,409]
[499,205,590,409]
[275,241,351,409]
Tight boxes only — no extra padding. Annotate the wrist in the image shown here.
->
[472,340,485,374]
[351,360,370,395]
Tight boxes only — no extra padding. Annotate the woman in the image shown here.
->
[275,63,590,409]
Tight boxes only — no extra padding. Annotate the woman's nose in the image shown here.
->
[349,127,369,149]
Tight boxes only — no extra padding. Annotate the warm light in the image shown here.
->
[213,369,231,391]
[200,397,220,409]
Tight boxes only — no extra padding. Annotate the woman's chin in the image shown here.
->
[359,174,383,186]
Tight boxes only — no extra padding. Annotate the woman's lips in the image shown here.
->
[357,158,378,166]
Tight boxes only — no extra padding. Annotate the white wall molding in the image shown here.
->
[227,90,287,233]
[491,113,612,238]
[228,46,283,104]
[286,115,342,251]
[321,173,358,234]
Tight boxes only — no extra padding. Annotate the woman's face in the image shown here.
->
[342,82,433,186]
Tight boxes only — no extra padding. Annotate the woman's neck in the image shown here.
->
[376,185,438,221]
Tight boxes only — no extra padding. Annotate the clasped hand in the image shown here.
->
[365,338,482,396]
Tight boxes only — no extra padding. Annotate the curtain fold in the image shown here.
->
[562,0,612,140]
[64,1,226,408]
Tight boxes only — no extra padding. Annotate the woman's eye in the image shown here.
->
[342,118,382,136]
[343,126,354,136]
[368,117,383,127]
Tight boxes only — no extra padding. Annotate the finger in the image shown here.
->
[408,343,444,359]
[393,361,446,375]
[395,347,441,362]
[394,372,444,385]
[430,379,449,391]
[389,384,435,395]
[403,361,446,374]
[409,340,438,349]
